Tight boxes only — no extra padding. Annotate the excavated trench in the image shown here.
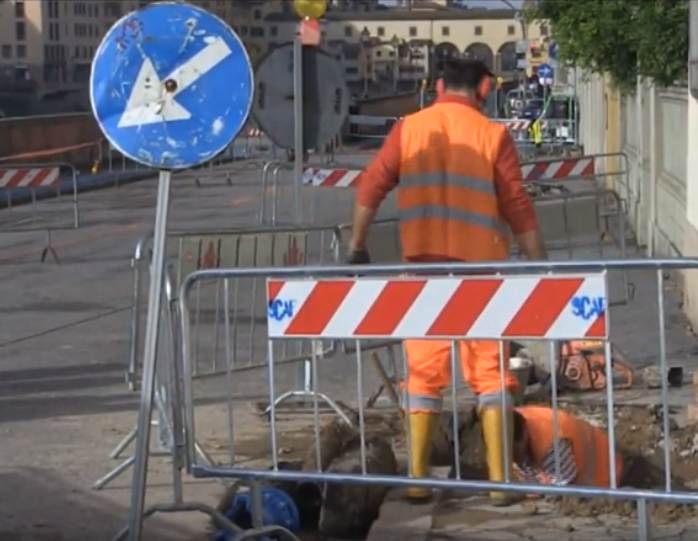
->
[225,382,698,540]
[447,401,698,523]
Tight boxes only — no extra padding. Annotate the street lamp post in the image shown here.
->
[390,34,401,93]
[500,0,527,87]
[360,26,370,98]
[500,0,527,39]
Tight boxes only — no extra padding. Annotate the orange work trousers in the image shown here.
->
[403,339,518,412]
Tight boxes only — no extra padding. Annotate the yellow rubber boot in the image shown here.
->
[479,407,520,505]
[405,412,436,502]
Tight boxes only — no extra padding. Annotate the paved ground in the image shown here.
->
[1,151,698,541]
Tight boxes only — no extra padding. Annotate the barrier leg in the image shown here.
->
[365,349,401,411]
[110,424,138,459]
[260,349,353,426]
[111,503,249,541]
[92,394,171,490]
[40,230,59,264]
[637,498,652,541]
[93,418,213,490]
[127,256,145,392]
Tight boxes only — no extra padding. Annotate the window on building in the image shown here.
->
[253,9,261,20]
[250,26,264,37]
[14,1,25,18]
[49,22,60,41]
[344,26,352,38]
[507,25,515,35]
[1,45,12,59]
[345,67,359,75]
[540,24,549,36]
[270,26,278,37]
[377,26,385,37]
[442,26,450,37]
[16,45,26,58]
[15,22,26,41]
[474,25,483,36]
[240,26,248,36]
[409,26,417,37]
[48,1,60,19]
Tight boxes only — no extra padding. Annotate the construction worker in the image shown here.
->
[512,406,624,487]
[346,58,547,505]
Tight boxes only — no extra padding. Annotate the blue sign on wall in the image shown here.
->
[89,2,254,169]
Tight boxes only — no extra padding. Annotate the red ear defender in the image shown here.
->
[478,76,492,100]
[435,78,445,96]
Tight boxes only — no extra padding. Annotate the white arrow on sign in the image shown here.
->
[117,37,232,128]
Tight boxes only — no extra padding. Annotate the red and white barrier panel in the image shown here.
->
[302,167,361,187]
[246,128,265,138]
[267,275,608,340]
[521,158,595,181]
[302,158,595,187]
[503,120,532,132]
[0,167,60,189]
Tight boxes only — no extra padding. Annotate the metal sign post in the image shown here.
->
[293,30,305,223]
[250,3,352,420]
[89,3,252,540]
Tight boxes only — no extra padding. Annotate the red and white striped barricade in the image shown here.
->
[0,163,80,262]
[302,156,597,188]
[520,157,595,182]
[266,274,608,340]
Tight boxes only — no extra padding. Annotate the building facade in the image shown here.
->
[262,8,547,89]
[0,0,545,110]
[0,0,255,100]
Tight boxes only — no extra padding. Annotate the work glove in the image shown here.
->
[346,248,370,265]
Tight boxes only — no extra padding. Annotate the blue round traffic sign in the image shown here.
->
[537,63,553,78]
[89,2,253,170]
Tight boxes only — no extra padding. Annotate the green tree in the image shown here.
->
[526,0,688,93]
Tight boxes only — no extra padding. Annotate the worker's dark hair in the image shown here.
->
[513,409,527,443]
[440,57,494,93]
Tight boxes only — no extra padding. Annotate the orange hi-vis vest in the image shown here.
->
[518,406,624,487]
[397,101,511,262]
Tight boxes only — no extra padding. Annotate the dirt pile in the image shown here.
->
[554,403,698,522]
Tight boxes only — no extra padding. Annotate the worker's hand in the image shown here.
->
[346,248,370,265]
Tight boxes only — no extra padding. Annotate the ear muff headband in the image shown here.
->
[478,76,492,99]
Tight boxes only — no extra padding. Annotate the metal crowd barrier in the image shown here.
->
[493,118,579,148]
[124,182,632,397]
[100,222,397,490]
[124,224,339,391]
[259,159,371,225]
[0,162,80,263]
[114,257,698,541]
[332,188,632,305]
[97,126,279,183]
[259,152,631,230]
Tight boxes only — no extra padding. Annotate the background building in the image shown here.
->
[264,6,546,94]
[0,0,544,114]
